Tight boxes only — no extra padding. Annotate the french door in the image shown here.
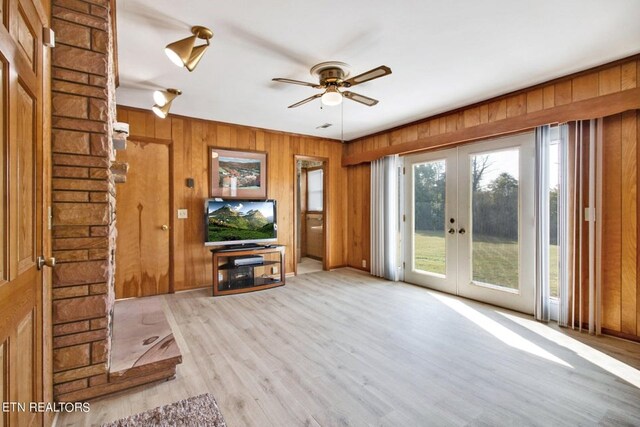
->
[404,132,535,314]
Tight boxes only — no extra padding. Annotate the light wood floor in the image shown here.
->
[58,269,640,426]
[297,257,323,275]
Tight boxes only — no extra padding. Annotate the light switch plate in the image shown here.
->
[177,209,188,219]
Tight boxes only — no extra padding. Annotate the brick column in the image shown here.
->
[50,0,116,401]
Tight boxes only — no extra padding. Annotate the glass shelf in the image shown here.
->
[211,246,285,296]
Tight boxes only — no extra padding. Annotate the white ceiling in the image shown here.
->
[115,0,640,141]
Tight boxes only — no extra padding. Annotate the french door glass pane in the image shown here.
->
[471,149,519,289]
[413,160,446,275]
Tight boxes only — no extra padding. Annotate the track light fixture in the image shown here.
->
[165,26,213,72]
[153,88,181,107]
[152,88,181,119]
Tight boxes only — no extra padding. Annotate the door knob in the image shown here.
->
[37,256,56,270]
[458,228,466,235]
[161,225,169,231]
[448,228,456,234]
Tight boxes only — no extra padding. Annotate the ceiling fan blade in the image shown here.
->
[273,78,321,88]
[288,93,322,108]
[343,91,379,106]
[343,65,392,87]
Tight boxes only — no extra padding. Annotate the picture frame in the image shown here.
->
[208,147,268,199]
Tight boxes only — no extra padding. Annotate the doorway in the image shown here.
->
[403,132,535,313]
[295,156,328,275]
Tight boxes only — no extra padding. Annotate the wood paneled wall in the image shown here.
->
[347,164,370,271]
[602,111,640,340]
[116,106,347,292]
[343,56,640,340]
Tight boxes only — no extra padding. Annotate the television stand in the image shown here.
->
[211,245,285,296]
[225,243,262,251]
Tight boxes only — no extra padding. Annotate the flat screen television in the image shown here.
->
[205,199,277,246]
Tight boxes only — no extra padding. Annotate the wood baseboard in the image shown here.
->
[345,265,370,273]
[601,328,640,344]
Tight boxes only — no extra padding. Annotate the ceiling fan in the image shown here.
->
[273,61,392,108]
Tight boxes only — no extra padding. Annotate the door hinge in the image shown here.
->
[402,167,406,175]
[402,214,406,222]
[402,262,406,269]
[43,27,55,47]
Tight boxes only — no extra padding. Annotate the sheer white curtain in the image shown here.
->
[557,124,571,327]
[535,124,569,323]
[535,125,552,322]
[537,120,602,332]
[370,155,399,281]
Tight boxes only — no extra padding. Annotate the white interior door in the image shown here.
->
[403,132,535,314]
[404,148,458,294]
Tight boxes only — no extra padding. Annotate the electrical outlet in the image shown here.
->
[177,209,188,219]
[362,259,367,268]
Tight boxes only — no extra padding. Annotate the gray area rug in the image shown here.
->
[102,393,227,427]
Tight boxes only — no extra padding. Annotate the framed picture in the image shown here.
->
[209,147,267,199]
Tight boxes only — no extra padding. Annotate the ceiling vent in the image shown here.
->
[316,123,332,129]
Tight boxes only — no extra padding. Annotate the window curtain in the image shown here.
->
[564,119,602,333]
[370,155,399,281]
[535,125,552,322]
[557,124,571,327]
[535,124,570,323]
[538,120,602,331]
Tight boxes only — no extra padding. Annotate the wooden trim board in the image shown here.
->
[344,87,640,166]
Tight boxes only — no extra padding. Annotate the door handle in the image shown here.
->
[448,228,456,234]
[458,228,466,235]
[37,256,56,270]
[161,224,169,231]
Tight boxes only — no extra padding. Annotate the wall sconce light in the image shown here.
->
[152,88,182,119]
[165,26,213,72]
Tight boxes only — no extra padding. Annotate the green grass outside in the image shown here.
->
[414,230,558,295]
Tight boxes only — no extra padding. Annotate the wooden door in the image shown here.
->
[0,0,48,425]
[115,140,171,298]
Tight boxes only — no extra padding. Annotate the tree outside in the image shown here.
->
[413,152,559,294]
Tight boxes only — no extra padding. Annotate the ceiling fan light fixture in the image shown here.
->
[153,88,182,107]
[274,62,390,108]
[321,86,342,106]
[164,26,213,71]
